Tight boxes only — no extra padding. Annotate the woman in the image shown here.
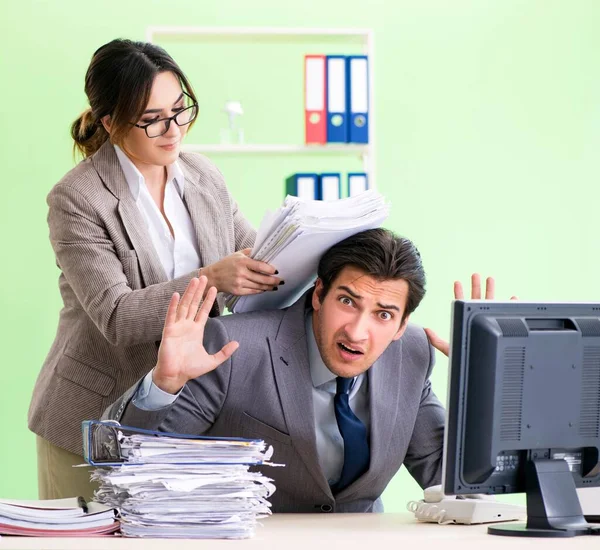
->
[28,39,281,500]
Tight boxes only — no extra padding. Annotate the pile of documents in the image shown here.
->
[0,497,118,537]
[86,422,276,539]
[226,189,389,313]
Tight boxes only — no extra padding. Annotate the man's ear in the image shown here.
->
[312,278,324,311]
[100,115,112,134]
[392,314,410,341]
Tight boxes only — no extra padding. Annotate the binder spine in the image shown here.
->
[285,173,318,200]
[304,55,327,144]
[326,55,348,143]
[285,174,297,198]
[346,56,369,144]
[347,172,369,196]
[318,173,342,201]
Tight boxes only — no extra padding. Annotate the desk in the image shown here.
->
[0,514,597,550]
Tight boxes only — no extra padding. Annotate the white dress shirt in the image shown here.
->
[133,312,371,487]
[305,313,370,485]
[114,145,201,280]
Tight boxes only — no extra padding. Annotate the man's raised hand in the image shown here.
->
[153,276,239,394]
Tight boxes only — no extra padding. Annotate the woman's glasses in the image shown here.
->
[134,92,198,138]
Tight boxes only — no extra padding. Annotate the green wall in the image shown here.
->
[1,0,599,512]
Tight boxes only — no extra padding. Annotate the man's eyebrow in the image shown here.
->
[338,285,401,312]
[143,93,184,114]
[338,285,362,300]
[377,302,400,312]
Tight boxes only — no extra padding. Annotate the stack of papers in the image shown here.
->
[0,497,118,537]
[91,430,277,539]
[118,433,270,465]
[226,189,390,313]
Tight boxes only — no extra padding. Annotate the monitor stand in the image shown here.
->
[489,458,600,537]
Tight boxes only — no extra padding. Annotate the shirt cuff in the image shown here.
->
[132,369,181,411]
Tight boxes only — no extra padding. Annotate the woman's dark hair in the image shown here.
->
[316,228,426,322]
[71,39,197,158]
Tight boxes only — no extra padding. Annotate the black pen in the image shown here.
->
[77,496,88,514]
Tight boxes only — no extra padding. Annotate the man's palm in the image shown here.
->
[153,277,239,394]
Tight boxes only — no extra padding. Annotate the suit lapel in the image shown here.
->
[117,200,168,287]
[268,293,332,498]
[179,162,228,268]
[335,340,403,501]
[91,141,168,287]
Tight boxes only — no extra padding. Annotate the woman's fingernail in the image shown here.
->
[275,270,279,275]
[272,286,278,291]
[279,281,285,285]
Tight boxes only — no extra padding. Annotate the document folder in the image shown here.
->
[285,173,318,200]
[326,55,348,143]
[82,420,264,467]
[348,172,369,196]
[318,173,341,201]
[346,55,369,143]
[304,55,327,144]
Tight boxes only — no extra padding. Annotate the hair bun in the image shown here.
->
[71,108,107,158]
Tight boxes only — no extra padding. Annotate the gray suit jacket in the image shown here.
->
[29,140,255,455]
[105,291,445,513]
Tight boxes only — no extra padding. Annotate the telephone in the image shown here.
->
[407,485,526,525]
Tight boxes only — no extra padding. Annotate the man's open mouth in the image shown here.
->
[337,342,364,355]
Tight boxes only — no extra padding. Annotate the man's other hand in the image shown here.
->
[425,274,517,358]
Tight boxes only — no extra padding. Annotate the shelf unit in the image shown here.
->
[147,26,376,188]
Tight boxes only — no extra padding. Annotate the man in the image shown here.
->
[105,229,482,512]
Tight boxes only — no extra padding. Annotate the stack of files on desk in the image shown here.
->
[92,464,275,538]
[0,497,118,537]
[85,421,277,539]
[226,189,389,314]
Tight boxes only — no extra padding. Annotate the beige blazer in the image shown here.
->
[28,140,256,455]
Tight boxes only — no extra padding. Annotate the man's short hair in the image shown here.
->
[316,228,426,322]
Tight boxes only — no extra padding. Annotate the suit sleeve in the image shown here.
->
[103,318,233,435]
[403,338,446,489]
[48,184,201,347]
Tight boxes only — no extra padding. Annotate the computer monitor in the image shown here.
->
[443,300,600,537]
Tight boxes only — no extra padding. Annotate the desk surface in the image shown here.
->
[0,513,598,549]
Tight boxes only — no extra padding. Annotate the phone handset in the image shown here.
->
[407,485,524,525]
[407,485,458,524]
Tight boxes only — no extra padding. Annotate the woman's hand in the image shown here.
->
[202,249,282,296]
[153,276,239,394]
[424,274,517,357]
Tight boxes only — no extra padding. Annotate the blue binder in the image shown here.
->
[318,173,342,201]
[347,172,369,196]
[346,55,369,143]
[285,173,318,200]
[326,55,348,143]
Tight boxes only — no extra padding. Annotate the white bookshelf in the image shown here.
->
[147,26,372,38]
[147,26,376,188]
[180,144,369,155]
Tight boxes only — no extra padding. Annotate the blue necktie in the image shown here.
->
[332,376,370,492]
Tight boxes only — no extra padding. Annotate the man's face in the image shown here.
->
[311,266,410,378]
